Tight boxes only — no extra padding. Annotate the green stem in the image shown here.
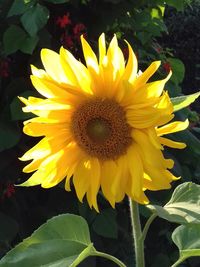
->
[129,198,145,267]
[170,257,186,267]
[91,251,127,267]
[141,213,157,242]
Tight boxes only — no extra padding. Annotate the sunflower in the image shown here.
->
[19,33,188,211]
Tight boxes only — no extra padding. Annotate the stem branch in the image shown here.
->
[92,251,127,267]
[141,213,157,242]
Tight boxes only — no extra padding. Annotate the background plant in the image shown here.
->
[0,0,199,266]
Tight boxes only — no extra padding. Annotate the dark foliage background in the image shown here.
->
[0,0,200,266]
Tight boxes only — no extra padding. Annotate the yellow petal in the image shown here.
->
[22,157,45,173]
[59,47,92,94]
[156,119,189,136]
[73,159,91,202]
[132,129,171,169]
[20,132,71,161]
[134,70,172,100]
[123,41,138,83]
[98,33,106,65]
[84,158,101,212]
[41,49,70,84]
[23,122,68,137]
[134,61,161,87]
[159,137,186,149]
[107,35,125,75]
[81,35,99,73]
[127,144,143,198]
[30,74,70,99]
[101,160,117,208]
[20,149,66,187]
[126,106,161,129]
[111,156,127,202]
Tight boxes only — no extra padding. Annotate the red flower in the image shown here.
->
[163,62,171,73]
[61,33,74,49]
[56,13,71,28]
[0,59,9,78]
[4,184,15,198]
[73,23,86,39]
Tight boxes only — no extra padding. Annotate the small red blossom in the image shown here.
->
[163,62,171,73]
[56,13,71,28]
[4,184,15,198]
[61,33,74,49]
[0,59,9,78]
[73,23,87,39]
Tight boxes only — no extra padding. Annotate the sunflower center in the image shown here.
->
[71,98,132,160]
[86,118,111,143]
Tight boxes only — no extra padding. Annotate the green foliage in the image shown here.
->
[147,182,200,224]
[0,214,124,267]
[3,25,39,55]
[0,214,92,267]
[172,225,200,265]
[171,92,200,112]
[20,4,49,37]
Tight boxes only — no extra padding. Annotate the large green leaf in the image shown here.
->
[167,57,185,84]
[171,92,200,112]
[3,25,38,55]
[0,214,92,267]
[3,25,26,55]
[172,224,200,265]
[20,3,49,37]
[7,0,34,17]
[147,182,200,224]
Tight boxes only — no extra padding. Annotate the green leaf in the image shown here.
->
[92,209,118,239]
[20,4,49,37]
[0,121,21,152]
[172,224,200,264]
[167,57,185,84]
[3,25,26,55]
[0,214,93,267]
[20,35,39,54]
[171,92,200,112]
[166,0,185,11]
[147,182,200,224]
[7,0,34,17]
[176,130,200,156]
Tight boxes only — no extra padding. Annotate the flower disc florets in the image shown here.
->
[71,98,132,160]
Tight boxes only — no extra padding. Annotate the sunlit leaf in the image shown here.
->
[171,92,200,112]
[147,182,200,224]
[172,224,200,264]
[0,214,92,267]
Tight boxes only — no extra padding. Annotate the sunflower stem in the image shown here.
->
[129,198,145,267]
